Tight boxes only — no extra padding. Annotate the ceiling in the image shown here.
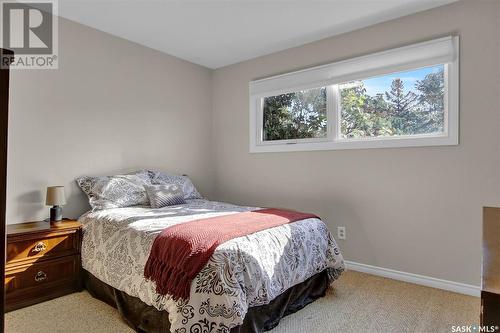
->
[58,0,459,69]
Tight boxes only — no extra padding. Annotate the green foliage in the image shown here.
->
[341,68,444,138]
[262,67,445,141]
[263,87,327,141]
[340,85,393,138]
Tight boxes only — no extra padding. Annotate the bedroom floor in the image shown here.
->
[6,270,479,333]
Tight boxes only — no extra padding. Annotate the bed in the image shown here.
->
[79,198,344,333]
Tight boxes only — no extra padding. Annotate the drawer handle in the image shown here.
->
[34,271,47,282]
[32,242,47,253]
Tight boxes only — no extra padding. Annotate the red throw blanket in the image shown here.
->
[144,208,318,300]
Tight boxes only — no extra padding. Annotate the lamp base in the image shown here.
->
[50,205,63,222]
[50,220,65,228]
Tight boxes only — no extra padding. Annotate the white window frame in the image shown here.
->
[249,36,459,153]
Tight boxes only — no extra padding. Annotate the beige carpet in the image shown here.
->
[6,271,480,333]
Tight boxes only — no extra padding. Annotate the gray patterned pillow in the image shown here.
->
[76,170,152,211]
[147,170,202,200]
[145,184,186,208]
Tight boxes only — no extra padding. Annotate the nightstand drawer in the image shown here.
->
[5,255,79,294]
[7,231,78,266]
[5,254,81,311]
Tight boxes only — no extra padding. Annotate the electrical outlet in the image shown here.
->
[337,226,346,240]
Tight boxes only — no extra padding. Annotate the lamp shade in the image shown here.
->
[46,186,66,206]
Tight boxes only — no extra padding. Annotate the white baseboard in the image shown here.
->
[344,260,480,297]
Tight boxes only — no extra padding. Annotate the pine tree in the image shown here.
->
[385,78,418,134]
[415,68,445,133]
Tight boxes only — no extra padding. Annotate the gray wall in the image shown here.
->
[211,0,500,286]
[7,17,214,223]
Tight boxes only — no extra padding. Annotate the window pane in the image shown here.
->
[339,65,445,139]
[262,87,327,141]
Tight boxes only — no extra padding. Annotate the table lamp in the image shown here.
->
[46,186,66,222]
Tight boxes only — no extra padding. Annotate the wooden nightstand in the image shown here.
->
[5,219,82,312]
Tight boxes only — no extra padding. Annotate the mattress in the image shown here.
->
[79,199,344,332]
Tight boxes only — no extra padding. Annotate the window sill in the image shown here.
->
[250,134,458,153]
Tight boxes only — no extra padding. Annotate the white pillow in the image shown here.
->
[76,170,152,211]
[147,170,202,200]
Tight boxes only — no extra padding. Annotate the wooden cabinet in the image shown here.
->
[5,220,82,312]
[481,208,500,326]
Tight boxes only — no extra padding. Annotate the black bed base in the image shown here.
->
[83,269,329,333]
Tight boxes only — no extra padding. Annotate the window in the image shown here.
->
[249,36,459,152]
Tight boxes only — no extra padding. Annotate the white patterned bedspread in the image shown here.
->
[80,199,344,333]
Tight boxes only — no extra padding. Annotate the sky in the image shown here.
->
[361,64,443,95]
